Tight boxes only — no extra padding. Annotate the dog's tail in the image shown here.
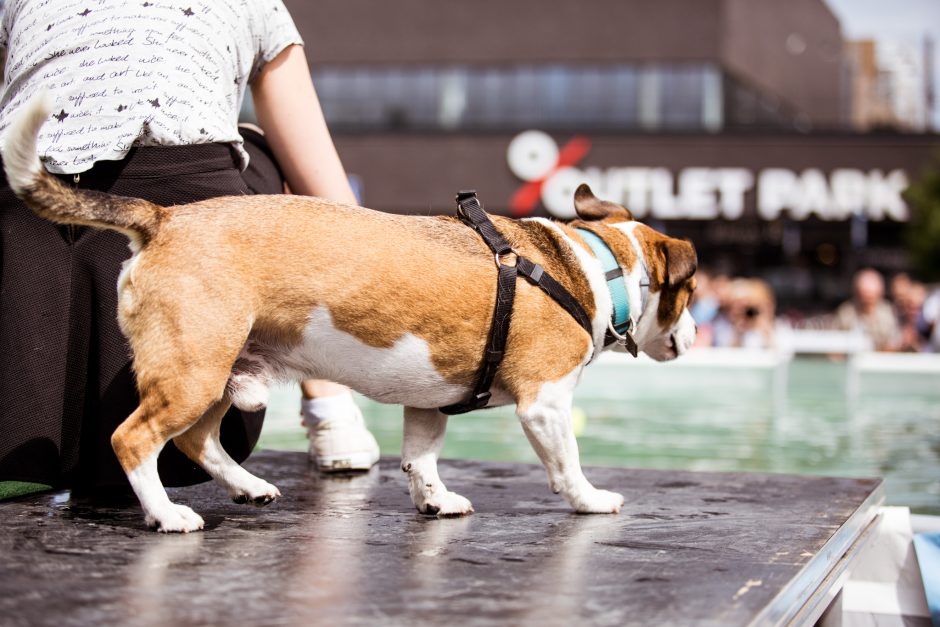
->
[3,90,165,247]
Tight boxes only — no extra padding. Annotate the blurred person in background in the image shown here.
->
[890,273,913,316]
[834,268,900,352]
[712,278,776,349]
[920,288,940,353]
[689,269,724,348]
[896,280,927,353]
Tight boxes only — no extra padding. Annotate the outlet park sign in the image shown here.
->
[507,130,911,221]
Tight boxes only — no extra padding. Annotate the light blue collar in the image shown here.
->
[576,228,632,336]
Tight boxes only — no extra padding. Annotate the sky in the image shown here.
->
[824,0,940,129]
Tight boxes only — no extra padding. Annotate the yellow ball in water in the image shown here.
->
[571,406,587,437]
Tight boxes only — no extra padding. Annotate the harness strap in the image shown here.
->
[516,257,593,338]
[440,190,593,415]
[455,190,513,256]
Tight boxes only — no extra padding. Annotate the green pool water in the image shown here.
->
[257,357,940,515]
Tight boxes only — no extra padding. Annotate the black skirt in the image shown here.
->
[0,138,284,490]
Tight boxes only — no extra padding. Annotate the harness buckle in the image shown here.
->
[494,250,518,269]
[440,391,491,415]
[468,391,491,407]
[456,190,478,220]
[473,391,492,404]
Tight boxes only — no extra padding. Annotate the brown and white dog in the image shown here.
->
[3,93,697,532]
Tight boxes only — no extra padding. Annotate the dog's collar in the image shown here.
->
[575,227,649,357]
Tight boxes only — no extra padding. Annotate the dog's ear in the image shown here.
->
[661,238,697,287]
[573,183,633,221]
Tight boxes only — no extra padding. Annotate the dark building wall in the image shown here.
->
[285,0,843,129]
[721,0,845,128]
[285,0,723,65]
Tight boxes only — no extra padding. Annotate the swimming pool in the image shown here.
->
[257,354,940,515]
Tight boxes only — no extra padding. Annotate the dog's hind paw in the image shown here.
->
[574,489,624,515]
[420,491,474,517]
[230,479,280,507]
[146,503,205,533]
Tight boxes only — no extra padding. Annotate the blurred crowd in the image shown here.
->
[690,268,940,353]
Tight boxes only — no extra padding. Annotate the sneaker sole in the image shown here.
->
[314,450,380,472]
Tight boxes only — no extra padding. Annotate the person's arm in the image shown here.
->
[250,44,356,205]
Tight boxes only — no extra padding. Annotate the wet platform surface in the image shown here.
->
[0,451,882,626]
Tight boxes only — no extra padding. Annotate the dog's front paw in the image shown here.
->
[574,489,624,514]
[146,503,205,533]
[231,478,281,507]
[419,491,474,517]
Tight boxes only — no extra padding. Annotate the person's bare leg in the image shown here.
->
[300,379,350,400]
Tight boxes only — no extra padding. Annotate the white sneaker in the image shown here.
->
[301,393,380,472]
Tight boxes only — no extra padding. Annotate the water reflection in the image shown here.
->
[122,533,205,624]
[282,467,382,622]
[514,514,627,623]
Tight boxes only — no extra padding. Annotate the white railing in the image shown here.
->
[593,347,791,413]
[776,326,873,356]
[591,336,940,410]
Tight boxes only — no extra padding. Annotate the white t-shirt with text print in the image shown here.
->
[0,0,302,173]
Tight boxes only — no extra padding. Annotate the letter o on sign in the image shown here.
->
[507,130,559,182]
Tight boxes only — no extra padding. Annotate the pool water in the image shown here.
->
[257,357,940,515]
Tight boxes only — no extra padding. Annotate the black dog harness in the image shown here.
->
[439,191,594,415]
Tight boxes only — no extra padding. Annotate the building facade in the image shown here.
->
[283,0,939,310]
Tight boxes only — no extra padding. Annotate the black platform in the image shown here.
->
[0,451,882,626]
